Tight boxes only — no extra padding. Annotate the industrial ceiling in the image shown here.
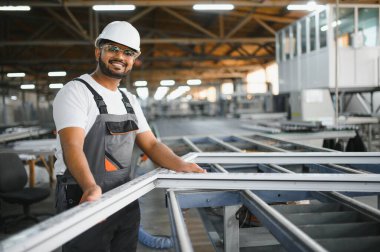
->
[0,0,376,95]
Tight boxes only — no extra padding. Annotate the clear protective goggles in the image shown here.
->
[100,44,140,59]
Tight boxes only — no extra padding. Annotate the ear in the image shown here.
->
[95,48,101,61]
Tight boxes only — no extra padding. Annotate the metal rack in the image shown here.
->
[161,134,380,252]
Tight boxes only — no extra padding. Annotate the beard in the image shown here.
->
[98,55,130,79]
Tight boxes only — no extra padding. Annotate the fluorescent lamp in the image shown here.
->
[321,20,341,32]
[287,1,324,11]
[49,83,64,89]
[167,86,191,101]
[154,87,169,100]
[20,84,35,90]
[48,71,66,77]
[134,80,148,87]
[10,96,17,101]
[0,6,30,11]
[193,4,234,11]
[136,87,149,100]
[187,79,202,85]
[160,80,175,86]
[92,5,135,11]
[7,72,25,78]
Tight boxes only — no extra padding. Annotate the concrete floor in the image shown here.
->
[151,117,252,138]
[138,188,214,252]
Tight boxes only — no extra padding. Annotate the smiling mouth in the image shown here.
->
[110,60,126,69]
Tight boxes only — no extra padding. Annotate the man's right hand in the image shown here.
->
[80,184,102,203]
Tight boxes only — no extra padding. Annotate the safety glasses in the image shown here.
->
[101,44,140,58]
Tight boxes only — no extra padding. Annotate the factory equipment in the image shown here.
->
[161,134,380,252]
[276,3,380,152]
[276,3,380,93]
[2,134,379,252]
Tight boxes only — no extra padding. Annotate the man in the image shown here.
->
[53,21,205,252]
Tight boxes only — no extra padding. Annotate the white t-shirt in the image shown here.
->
[53,74,151,175]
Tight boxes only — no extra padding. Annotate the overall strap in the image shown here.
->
[73,78,108,114]
[119,89,136,115]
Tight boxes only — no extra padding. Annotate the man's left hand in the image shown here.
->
[176,162,207,173]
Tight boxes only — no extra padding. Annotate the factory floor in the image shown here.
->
[151,117,253,138]
[1,117,377,251]
[0,117,251,251]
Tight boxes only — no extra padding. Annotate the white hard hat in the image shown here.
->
[95,21,140,52]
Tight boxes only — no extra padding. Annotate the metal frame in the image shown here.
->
[164,135,380,252]
[1,152,380,252]
[188,152,380,164]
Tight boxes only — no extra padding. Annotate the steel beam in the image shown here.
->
[167,191,194,252]
[241,190,328,252]
[13,1,320,8]
[189,152,380,164]
[0,170,160,252]
[208,136,243,152]
[155,172,380,192]
[317,191,380,222]
[0,37,275,47]
[224,205,240,252]
[182,137,202,152]
[232,135,287,152]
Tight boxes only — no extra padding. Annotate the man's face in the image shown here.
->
[96,42,137,79]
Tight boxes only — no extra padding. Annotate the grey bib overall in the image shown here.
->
[56,78,140,252]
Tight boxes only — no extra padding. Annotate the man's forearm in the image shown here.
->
[145,141,185,171]
[136,131,205,173]
[62,147,97,190]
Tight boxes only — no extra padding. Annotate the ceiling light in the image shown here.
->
[154,87,169,100]
[320,20,341,32]
[49,83,64,89]
[187,79,202,85]
[134,80,148,87]
[136,87,149,100]
[193,4,234,11]
[20,84,35,90]
[160,80,175,86]
[48,71,66,77]
[287,1,324,11]
[167,86,191,101]
[92,5,136,11]
[7,72,25,78]
[0,6,30,11]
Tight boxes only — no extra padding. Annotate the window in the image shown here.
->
[278,32,283,61]
[207,87,216,102]
[292,24,298,57]
[301,19,307,54]
[334,7,354,47]
[285,29,291,60]
[358,8,379,47]
[247,69,267,94]
[310,15,316,51]
[221,82,234,95]
[265,63,279,95]
[319,10,327,48]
